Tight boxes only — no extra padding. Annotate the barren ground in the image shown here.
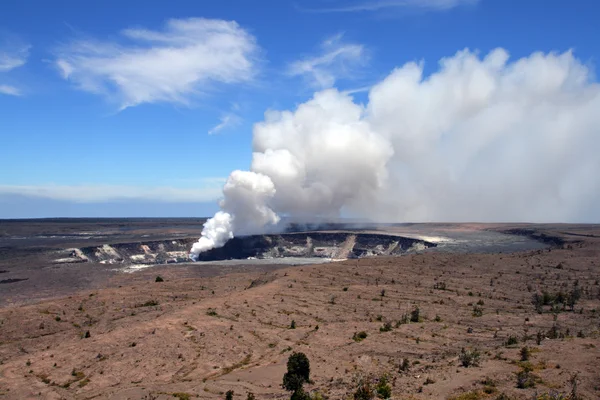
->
[0,224,599,399]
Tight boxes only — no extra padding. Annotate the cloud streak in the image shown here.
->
[0,44,29,72]
[55,18,259,109]
[0,181,226,203]
[303,0,478,13]
[288,33,365,89]
[208,113,242,135]
[0,42,29,96]
[0,84,21,96]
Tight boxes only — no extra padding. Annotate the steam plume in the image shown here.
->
[190,48,600,258]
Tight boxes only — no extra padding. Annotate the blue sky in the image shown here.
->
[0,0,598,218]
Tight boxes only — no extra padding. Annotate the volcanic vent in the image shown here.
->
[192,231,435,262]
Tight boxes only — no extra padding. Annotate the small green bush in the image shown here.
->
[459,348,480,367]
[354,378,374,400]
[379,322,392,332]
[505,335,518,346]
[376,376,392,399]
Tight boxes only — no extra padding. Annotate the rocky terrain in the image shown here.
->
[0,223,599,399]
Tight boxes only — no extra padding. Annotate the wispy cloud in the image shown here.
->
[0,180,226,203]
[303,0,479,13]
[0,84,21,96]
[208,113,242,135]
[55,18,260,109]
[288,33,366,89]
[0,44,29,72]
[0,41,29,96]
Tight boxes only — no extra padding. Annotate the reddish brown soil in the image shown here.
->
[1,226,599,400]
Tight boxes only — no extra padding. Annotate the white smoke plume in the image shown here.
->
[190,48,600,258]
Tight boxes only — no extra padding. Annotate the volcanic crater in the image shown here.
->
[61,232,435,265]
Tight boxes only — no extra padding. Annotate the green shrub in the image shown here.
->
[459,348,480,367]
[376,376,392,399]
[155,276,164,282]
[283,352,311,394]
[226,390,234,400]
[516,369,535,389]
[505,335,518,346]
[353,331,368,342]
[354,378,373,400]
[379,322,392,332]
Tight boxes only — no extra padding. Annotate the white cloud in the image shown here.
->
[55,18,259,109]
[0,180,226,203]
[0,84,21,96]
[208,113,242,135]
[288,33,365,89]
[0,42,29,95]
[0,44,29,72]
[305,0,479,13]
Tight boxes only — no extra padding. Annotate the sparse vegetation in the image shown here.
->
[155,276,164,282]
[516,363,536,389]
[459,347,480,367]
[375,375,392,399]
[172,393,191,400]
[207,308,218,316]
[532,283,582,313]
[353,331,368,342]
[505,335,518,347]
[226,390,234,400]
[399,358,410,372]
[410,306,420,323]
[354,378,374,400]
[139,300,159,307]
[379,321,392,332]
[3,223,600,399]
